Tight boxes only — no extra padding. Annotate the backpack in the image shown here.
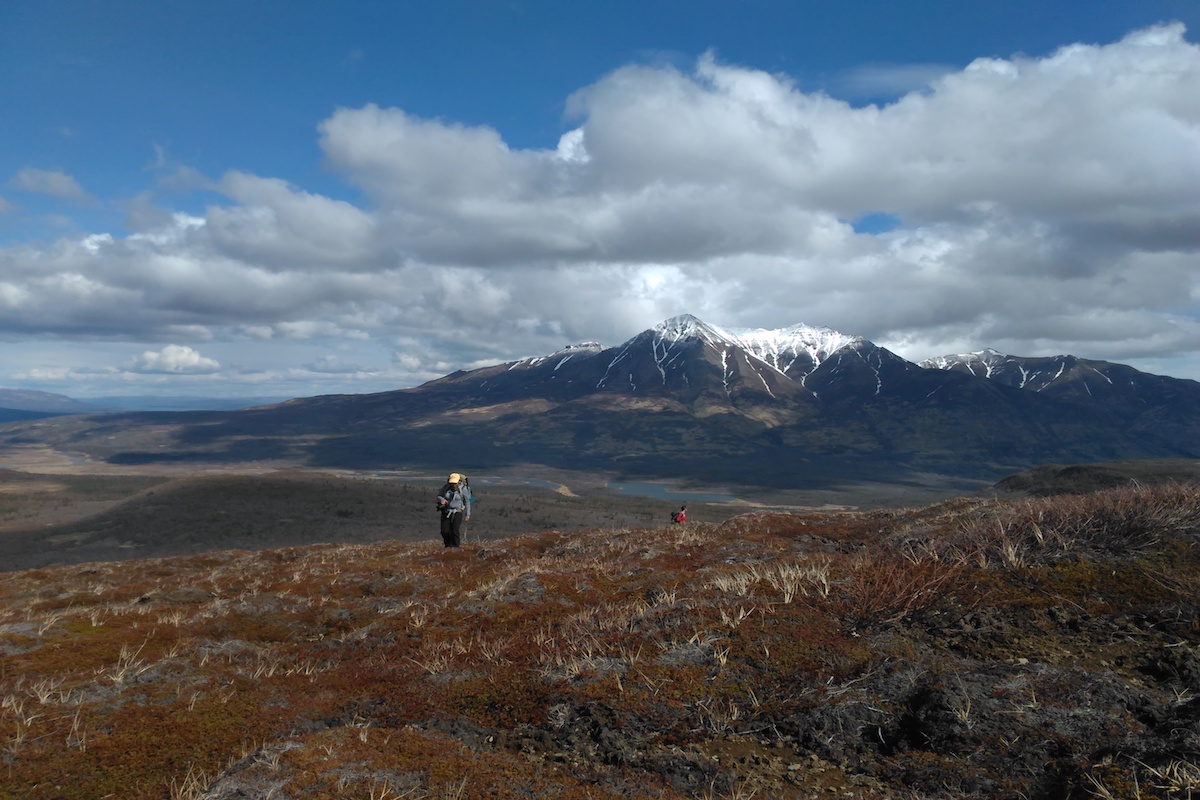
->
[671,510,681,523]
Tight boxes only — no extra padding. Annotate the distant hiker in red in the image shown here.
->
[437,472,471,547]
[672,505,687,524]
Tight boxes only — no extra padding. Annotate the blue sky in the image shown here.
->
[2,1,1199,400]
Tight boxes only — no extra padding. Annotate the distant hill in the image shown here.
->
[79,395,294,411]
[0,387,100,415]
[994,458,1200,497]
[0,388,290,415]
[2,314,1199,488]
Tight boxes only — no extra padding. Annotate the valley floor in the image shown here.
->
[0,457,986,572]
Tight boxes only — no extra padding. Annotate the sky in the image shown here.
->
[2,0,1199,401]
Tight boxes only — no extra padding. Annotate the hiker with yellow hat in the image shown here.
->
[436,472,471,547]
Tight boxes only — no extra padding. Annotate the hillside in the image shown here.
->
[3,484,1200,798]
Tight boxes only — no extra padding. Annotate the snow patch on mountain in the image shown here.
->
[589,314,867,390]
[724,324,860,374]
[919,349,1010,377]
[920,349,1129,393]
[510,341,605,371]
[652,314,859,375]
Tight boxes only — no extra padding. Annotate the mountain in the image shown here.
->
[0,387,102,422]
[2,315,1198,488]
[432,315,814,409]
[430,314,956,408]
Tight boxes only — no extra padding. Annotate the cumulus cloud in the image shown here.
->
[129,345,221,374]
[208,172,381,270]
[9,168,91,200]
[2,22,1199,394]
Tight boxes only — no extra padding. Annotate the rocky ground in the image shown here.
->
[2,483,1200,798]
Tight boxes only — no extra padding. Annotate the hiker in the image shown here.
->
[436,472,471,547]
[672,504,687,524]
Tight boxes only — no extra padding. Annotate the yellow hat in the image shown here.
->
[448,473,462,483]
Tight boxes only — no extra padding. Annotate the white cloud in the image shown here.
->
[9,168,91,200]
[129,345,221,374]
[392,351,422,371]
[0,195,14,213]
[150,143,168,170]
[12,367,74,382]
[237,325,276,340]
[303,355,369,374]
[1,23,1199,395]
[158,165,217,192]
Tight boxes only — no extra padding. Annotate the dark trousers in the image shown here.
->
[440,511,464,547]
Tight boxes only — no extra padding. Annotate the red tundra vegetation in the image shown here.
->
[2,483,1200,799]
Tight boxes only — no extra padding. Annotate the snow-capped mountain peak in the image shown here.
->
[653,314,739,349]
[650,315,861,373]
